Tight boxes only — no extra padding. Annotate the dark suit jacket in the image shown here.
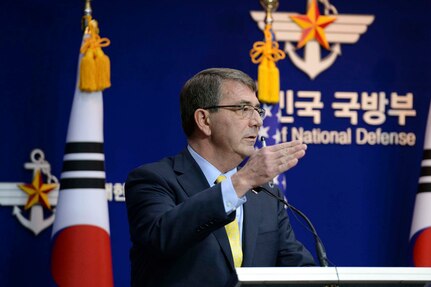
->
[125,149,315,287]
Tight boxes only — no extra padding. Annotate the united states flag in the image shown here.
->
[259,103,287,192]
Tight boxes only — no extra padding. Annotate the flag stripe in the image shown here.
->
[418,176,431,184]
[60,178,105,189]
[421,159,431,167]
[423,150,431,160]
[61,171,106,179]
[418,183,431,193]
[62,160,105,171]
[64,153,105,161]
[420,167,431,177]
[65,142,104,154]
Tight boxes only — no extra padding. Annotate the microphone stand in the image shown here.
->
[252,186,329,267]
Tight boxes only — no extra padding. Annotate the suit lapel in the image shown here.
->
[174,149,209,198]
[242,192,261,266]
[173,148,236,269]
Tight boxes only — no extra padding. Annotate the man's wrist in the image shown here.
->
[220,177,247,213]
[231,171,253,197]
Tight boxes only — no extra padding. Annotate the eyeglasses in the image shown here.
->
[201,104,266,119]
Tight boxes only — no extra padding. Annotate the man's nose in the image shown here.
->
[249,110,263,127]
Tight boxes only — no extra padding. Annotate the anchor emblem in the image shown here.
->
[0,149,59,235]
[285,41,341,80]
[250,0,374,79]
[0,149,126,236]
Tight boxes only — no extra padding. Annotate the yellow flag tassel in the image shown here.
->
[250,24,285,104]
[257,57,280,104]
[94,47,111,91]
[79,20,111,92]
[80,49,97,92]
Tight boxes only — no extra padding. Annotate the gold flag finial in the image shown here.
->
[82,0,93,32]
[260,0,278,24]
[84,0,92,16]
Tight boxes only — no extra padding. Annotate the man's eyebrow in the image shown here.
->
[238,100,260,107]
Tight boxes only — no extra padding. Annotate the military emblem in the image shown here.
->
[0,149,59,235]
[0,149,126,236]
[251,0,374,79]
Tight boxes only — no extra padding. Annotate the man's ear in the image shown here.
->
[194,108,211,136]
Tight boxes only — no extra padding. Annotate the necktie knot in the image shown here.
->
[215,175,226,184]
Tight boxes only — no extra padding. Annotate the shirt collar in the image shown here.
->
[187,145,237,186]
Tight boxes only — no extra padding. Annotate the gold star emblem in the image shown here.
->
[290,0,336,50]
[18,169,58,210]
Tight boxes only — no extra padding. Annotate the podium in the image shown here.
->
[235,267,431,287]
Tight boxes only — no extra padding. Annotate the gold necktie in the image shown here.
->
[215,175,243,268]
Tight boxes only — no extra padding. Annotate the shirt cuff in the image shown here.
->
[221,177,247,214]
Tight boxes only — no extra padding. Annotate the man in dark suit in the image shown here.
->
[125,68,315,287]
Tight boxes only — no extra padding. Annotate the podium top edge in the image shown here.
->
[236,267,431,284]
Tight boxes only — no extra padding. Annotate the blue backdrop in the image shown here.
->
[1,0,430,286]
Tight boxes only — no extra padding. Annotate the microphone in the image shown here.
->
[253,137,329,267]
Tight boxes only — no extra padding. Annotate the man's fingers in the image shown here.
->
[274,146,306,173]
[278,158,299,173]
[293,149,306,160]
[270,140,303,151]
[240,141,307,188]
[259,141,307,170]
[273,143,307,159]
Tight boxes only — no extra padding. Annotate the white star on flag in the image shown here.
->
[258,126,270,140]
